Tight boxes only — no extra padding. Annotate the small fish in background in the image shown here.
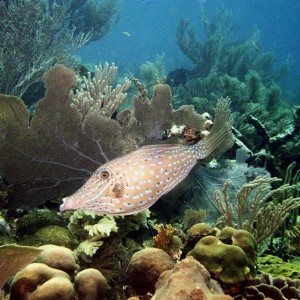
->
[142,0,156,4]
[252,41,261,51]
[60,99,234,216]
[122,31,132,37]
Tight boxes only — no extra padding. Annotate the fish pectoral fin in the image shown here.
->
[112,181,125,197]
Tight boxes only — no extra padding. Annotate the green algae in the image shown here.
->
[258,254,300,279]
[19,225,78,249]
[16,209,65,235]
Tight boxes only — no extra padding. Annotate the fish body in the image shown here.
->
[60,98,233,215]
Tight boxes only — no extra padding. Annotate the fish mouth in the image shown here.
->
[59,197,70,211]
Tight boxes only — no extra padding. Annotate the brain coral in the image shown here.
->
[35,245,79,276]
[187,235,252,285]
[9,263,74,300]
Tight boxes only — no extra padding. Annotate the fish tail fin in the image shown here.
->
[195,97,234,161]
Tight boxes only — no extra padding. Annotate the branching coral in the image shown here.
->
[0,64,128,209]
[0,0,122,98]
[139,54,167,97]
[153,224,182,260]
[153,224,176,253]
[0,64,225,210]
[214,176,300,243]
[183,208,207,230]
[173,8,291,142]
[72,62,131,118]
[118,83,209,146]
[176,8,289,83]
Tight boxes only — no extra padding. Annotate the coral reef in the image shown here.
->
[6,244,107,300]
[0,0,122,99]
[74,268,108,300]
[186,226,257,287]
[153,224,182,260]
[172,8,299,181]
[234,273,300,300]
[19,225,78,249]
[152,256,233,300]
[257,255,300,279]
[0,64,129,209]
[0,64,222,211]
[174,8,289,111]
[72,62,131,119]
[9,263,75,300]
[15,209,65,235]
[214,176,300,243]
[183,208,207,229]
[0,244,41,295]
[125,247,175,295]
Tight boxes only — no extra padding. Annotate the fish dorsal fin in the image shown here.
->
[139,144,183,150]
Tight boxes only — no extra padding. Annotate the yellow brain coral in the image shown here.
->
[187,234,252,285]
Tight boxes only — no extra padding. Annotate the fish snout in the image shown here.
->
[60,197,74,211]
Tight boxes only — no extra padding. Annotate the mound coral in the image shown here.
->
[7,244,108,300]
[15,209,65,235]
[0,244,41,298]
[183,223,218,257]
[125,247,175,295]
[19,225,78,249]
[34,245,79,276]
[186,227,257,286]
[74,268,108,300]
[152,256,233,300]
[9,263,74,300]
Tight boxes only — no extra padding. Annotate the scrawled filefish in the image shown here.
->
[60,98,234,215]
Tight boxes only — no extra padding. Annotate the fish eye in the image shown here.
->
[99,170,110,180]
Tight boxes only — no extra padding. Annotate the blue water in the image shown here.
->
[76,0,300,104]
